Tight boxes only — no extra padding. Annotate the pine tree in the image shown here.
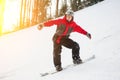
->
[56,0,59,17]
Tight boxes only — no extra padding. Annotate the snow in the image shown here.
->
[0,0,120,80]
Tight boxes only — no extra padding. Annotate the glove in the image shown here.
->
[37,23,44,30]
[86,33,91,39]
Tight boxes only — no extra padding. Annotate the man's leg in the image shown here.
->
[53,42,63,71]
[61,38,82,64]
[72,42,82,64]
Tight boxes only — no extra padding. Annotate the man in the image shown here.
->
[38,9,91,71]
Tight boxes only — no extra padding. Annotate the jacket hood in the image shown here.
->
[63,15,74,23]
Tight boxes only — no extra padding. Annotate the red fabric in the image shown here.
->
[44,16,88,44]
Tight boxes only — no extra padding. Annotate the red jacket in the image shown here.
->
[44,16,88,44]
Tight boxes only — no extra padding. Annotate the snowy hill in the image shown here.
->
[0,0,120,80]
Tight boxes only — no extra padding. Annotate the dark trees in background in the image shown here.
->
[70,0,104,12]
[19,0,104,29]
[70,0,82,11]
[59,0,67,16]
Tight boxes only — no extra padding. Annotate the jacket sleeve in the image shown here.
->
[43,19,61,27]
[73,22,87,35]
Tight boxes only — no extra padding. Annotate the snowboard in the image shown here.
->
[40,55,95,77]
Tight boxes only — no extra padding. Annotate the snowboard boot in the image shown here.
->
[73,57,82,64]
[55,65,63,71]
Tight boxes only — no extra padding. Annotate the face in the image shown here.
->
[66,14,73,22]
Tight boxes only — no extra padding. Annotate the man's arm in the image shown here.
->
[74,23,91,39]
[44,19,61,27]
[37,19,61,30]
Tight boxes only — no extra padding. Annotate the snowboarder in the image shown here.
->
[38,9,91,71]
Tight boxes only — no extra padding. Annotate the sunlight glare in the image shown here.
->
[2,0,20,33]
[0,0,5,34]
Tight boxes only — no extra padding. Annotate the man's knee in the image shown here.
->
[73,42,80,50]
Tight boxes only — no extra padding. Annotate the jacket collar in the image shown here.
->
[63,16,73,23]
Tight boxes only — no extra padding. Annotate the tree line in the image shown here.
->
[17,0,104,31]
[19,0,104,29]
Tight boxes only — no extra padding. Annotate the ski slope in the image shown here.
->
[0,0,120,80]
